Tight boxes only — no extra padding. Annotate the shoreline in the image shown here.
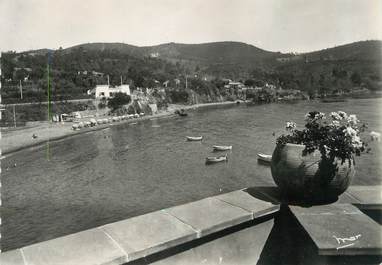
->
[1,101,239,156]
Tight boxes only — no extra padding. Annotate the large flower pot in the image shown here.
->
[270,143,354,202]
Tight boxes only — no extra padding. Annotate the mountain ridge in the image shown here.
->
[19,40,381,70]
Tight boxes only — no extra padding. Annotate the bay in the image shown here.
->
[1,98,381,251]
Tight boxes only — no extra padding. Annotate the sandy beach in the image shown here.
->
[0,101,240,155]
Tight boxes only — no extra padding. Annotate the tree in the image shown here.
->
[318,74,330,96]
[244,79,255,87]
[351,72,362,86]
[107,92,131,111]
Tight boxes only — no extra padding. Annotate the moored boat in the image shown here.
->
[186,136,203,141]
[257,153,272,163]
[213,145,232,151]
[206,154,228,164]
[175,109,188,117]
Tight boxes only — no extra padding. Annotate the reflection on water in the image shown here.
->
[1,98,381,250]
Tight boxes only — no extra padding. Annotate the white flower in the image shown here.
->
[330,120,340,127]
[304,113,311,121]
[330,112,341,121]
[352,135,363,148]
[315,112,326,120]
[347,114,359,125]
[286,121,296,131]
[343,127,357,137]
[338,111,348,120]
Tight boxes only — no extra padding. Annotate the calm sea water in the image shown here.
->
[1,98,381,251]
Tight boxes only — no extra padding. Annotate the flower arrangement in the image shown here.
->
[276,111,377,166]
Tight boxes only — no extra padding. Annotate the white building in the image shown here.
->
[91,84,131,98]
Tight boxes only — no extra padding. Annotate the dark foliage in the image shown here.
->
[107,93,131,111]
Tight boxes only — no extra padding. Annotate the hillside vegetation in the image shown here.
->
[1,40,381,104]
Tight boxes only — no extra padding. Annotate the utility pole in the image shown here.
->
[13,104,16,128]
[185,75,188,89]
[19,80,23,100]
[47,61,51,122]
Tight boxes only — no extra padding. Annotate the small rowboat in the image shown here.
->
[257,153,272,163]
[206,154,228,164]
[213,145,232,151]
[186,136,203,141]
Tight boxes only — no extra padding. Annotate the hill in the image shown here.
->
[140,41,277,64]
[64,42,143,57]
[305,40,382,62]
[270,40,382,96]
[1,40,381,104]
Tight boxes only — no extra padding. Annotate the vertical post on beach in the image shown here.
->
[13,105,16,128]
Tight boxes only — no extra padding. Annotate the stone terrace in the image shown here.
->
[0,186,381,265]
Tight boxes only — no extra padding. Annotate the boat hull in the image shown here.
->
[213,145,232,151]
[186,136,203,141]
[205,155,228,164]
[257,153,272,163]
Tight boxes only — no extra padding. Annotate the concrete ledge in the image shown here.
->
[165,197,253,238]
[0,249,25,265]
[215,190,280,219]
[336,191,362,204]
[290,204,382,256]
[21,229,127,265]
[151,219,275,265]
[100,210,197,262]
[0,189,279,265]
[346,186,382,209]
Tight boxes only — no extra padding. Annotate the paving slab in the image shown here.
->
[151,219,274,265]
[290,204,382,256]
[101,210,197,262]
[165,197,252,238]
[215,190,279,219]
[21,228,126,265]
[336,191,361,204]
[0,249,25,265]
[346,186,382,209]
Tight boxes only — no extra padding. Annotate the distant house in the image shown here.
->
[14,67,32,72]
[224,81,245,89]
[91,71,104,77]
[150,52,160,58]
[88,84,131,98]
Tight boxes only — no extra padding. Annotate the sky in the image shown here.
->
[1,0,381,53]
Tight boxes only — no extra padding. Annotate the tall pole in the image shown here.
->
[19,80,23,100]
[46,55,51,161]
[185,75,188,89]
[47,61,50,121]
[13,105,16,128]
